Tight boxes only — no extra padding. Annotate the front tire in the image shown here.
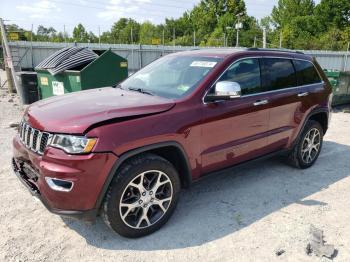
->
[288,120,323,169]
[102,154,180,238]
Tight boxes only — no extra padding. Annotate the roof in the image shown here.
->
[174,48,306,59]
[176,48,246,58]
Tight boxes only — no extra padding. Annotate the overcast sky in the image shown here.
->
[0,0,319,34]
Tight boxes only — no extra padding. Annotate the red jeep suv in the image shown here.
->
[12,48,332,238]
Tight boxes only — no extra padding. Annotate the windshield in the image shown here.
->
[120,55,222,99]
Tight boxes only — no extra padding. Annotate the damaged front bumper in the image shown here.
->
[12,158,98,221]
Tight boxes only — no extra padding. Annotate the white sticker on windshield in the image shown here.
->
[190,61,217,68]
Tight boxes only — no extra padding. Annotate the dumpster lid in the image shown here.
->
[35,46,98,75]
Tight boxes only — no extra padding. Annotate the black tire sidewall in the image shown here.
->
[104,154,181,238]
[296,121,323,168]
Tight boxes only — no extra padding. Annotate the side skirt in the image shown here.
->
[194,149,289,184]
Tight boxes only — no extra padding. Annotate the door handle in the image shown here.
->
[298,92,309,97]
[253,99,268,106]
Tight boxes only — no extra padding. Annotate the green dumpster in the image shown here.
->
[36,48,128,99]
[324,70,350,106]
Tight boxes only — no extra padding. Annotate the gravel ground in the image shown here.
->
[1,72,350,261]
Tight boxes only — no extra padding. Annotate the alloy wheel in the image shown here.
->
[301,128,321,164]
[119,170,173,229]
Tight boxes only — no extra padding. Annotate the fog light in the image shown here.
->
[45,177,74,192]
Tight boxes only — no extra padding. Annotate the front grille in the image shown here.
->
[40,133,50,153]
[32,130,39,149]
[19,121,51,155]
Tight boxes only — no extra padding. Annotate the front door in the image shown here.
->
[200,58,271,174]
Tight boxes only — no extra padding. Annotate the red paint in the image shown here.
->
[12,49,332,215]
[13,136,117,210]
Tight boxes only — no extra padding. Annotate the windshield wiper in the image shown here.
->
[127,87,154,96]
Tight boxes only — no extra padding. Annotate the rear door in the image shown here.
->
[260,57,299,151]
[261,57,320,151]
[293,58,325,133]
[293,59,325,108]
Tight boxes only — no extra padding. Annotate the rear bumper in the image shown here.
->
[12,135,118,221]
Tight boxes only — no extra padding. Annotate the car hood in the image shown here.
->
[25,87,175,134]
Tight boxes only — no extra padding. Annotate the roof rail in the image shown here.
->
[246,47,304,54]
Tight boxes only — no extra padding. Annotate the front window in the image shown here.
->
[217,58,262,95]
[120,55,222,99]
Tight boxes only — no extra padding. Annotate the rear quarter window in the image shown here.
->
[293,60,322,86]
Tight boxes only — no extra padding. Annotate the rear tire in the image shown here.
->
[102,153,180,238]
[288,120,323,169]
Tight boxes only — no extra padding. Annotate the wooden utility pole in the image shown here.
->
[236,25,239,47]
[253,36,256,47]
[0,18,20,97]
[279,31,283,48]
[235,12,244,47]
[263,27,267,48]
[193,30,196,47]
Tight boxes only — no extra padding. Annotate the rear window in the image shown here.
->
[294,60,322,86]
[262,58,297,91]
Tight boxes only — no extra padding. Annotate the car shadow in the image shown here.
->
[62,140,350,251]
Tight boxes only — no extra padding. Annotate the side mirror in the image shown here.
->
[206,81,241,102]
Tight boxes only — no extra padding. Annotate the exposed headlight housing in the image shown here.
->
[49,134,97,154]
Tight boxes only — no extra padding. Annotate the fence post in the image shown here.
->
[139,44,142,69]
[344,42,349,72]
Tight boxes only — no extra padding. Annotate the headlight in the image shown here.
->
[49,134,97,154]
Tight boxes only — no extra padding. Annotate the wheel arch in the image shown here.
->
[308,111,328,134]
[95,141,192,210]
[294,108,329,147]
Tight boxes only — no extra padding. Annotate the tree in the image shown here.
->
[186,0,247,45]
[73,23,89,42]
[51,32,65,43]
[260,16,273,32]
[111,18,140,44]
[280,16,320,49]
[87,31,98,43]
[5,0,350,50]
[317,27,345,50]
[271,0,315,28]
[139,21,160,44]
[100,31,112,43]
[315,0,350,31]
[36,25,57,41]
[4,24,28,41]
[240,16,262,48]
[269,0,322,49]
